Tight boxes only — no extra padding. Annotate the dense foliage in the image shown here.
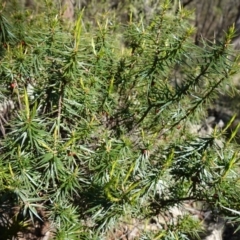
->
[0,1,240,239]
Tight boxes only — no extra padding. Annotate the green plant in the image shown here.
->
[0,0,240,239]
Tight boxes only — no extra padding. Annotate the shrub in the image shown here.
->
[0,1,239,239]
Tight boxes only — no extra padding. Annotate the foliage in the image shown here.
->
[0,0,240,239]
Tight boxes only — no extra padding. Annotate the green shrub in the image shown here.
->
[0,1,239,239]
